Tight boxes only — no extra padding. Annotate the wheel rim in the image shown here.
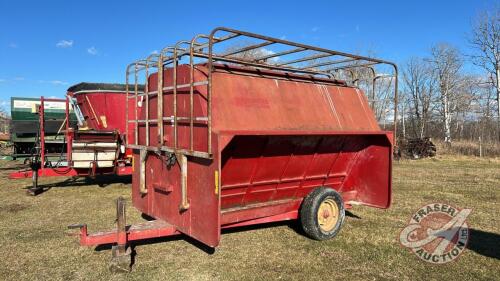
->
[317,198,339,232]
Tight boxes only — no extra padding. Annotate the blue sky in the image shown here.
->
[0,0,497,111]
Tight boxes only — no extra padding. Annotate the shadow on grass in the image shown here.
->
[21,175,132,195]
[94,220,300,256]
[345,210,361,219]
[93,209,365,258]
[95,233,216,255]
[222,220,302,236]
[467,228,499,260]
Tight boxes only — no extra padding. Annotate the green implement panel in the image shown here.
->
[10,97,77,143]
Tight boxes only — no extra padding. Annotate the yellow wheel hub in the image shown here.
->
[317,198,339,232]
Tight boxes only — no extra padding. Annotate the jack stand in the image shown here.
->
[109,197,132,273]
[109,245,132,273]
[27,164,42,196]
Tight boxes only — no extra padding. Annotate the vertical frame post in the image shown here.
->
[392,64,399,142]
[40,96,45,174]
[145,60,150,147]
[65,96,72,163]
[208,33,216,156]
[189,41,195,151]
[125,66,129,146]
[134,63,139,146]
[157,54,164,147]
[172,48,179,151]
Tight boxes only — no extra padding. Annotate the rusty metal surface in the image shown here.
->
[124,27,395,249]
[72,219,179,246]
[125,27,399,158]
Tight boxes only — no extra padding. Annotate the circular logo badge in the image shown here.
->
[399,203,471,264]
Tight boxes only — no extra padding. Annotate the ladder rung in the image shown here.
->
[128,116,208,123]
[127,81,209,98]
[127,144,211,159]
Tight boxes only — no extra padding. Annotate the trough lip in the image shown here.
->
[216,129,394,136]
[67,82,145,94]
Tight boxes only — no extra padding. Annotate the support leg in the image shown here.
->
[178,153,190,211]
[27,161,42,196]
[139,149,147,194]
[109,197,132,273]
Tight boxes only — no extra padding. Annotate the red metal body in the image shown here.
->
[68,85,138,145]
[73,28,397,260]
[9,83,137,182]
[9,166,132,179]
[74,66,393,247]
[127,65,393,247]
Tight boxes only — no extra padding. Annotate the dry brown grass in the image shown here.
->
[434,139,500,157]
[0,156,498,280]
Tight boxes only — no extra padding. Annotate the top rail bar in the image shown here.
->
[254,47,306,62]
[125,27,399,158]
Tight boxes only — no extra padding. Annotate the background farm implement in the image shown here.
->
[9,83,140,194]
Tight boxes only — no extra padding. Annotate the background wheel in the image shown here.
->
[300,187,345,240]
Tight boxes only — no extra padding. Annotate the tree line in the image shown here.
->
[397,8,499,143]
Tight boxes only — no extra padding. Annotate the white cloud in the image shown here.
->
[279,35,287,40]
[260,48,280,63]
[87,46,98,55]
[151,50,159,55]
[311,27,319,32]
[8,43,17,48]
[38,80,68,85]
[56,40,73,48]
[50,80,68,85]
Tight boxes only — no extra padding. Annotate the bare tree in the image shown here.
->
[223,42,277,63]
[0,106,9,134]
[469,7,500,140]
[428,44,463,144]
[402,57,437,138]
[453,75,481,139]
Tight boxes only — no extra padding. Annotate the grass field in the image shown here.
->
[0,156,498,280]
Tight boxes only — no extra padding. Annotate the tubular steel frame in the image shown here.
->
[125,27,399,160]
[71,28,398,266]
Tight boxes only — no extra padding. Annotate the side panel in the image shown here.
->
[131,137,220,247]
[74,92,132,134]
[341,134,393,208]
[220,134,392,215]
[211,72,380,133]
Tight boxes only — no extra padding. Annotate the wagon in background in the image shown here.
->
[9,83,143,194]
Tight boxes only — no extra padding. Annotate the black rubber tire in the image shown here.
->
[300,187,345,240]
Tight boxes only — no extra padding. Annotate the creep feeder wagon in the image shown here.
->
[70,27,398,272]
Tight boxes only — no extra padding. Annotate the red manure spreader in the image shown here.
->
[10,83,141,194]
[70,27,398,272]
